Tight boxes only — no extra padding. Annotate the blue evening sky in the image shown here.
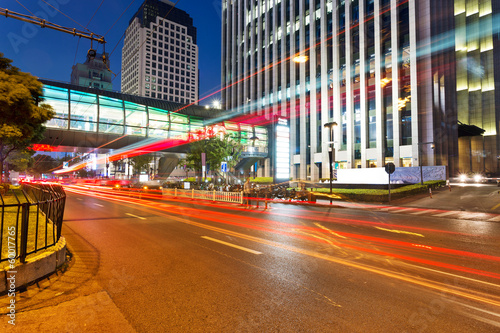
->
[0,0,222,106]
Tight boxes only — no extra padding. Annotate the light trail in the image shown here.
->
[66,186,500,282]
[70,189,500,308]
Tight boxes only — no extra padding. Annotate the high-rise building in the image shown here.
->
[71,52,112,91]
[222,0,499,182]
[455,0,499,175]
[121,0,198,104]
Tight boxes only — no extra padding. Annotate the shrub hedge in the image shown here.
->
[311,180,446,202]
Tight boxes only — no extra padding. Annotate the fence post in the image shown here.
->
[240,191,243,205]
[175,188,177,197]
[192,189,194,200]
[213,190,216,201]
[19,203,30,264]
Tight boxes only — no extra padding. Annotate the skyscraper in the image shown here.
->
[122,0,198,104]
[71,52,112,91]
[222,0,499,182]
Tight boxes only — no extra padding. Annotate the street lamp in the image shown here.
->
[418,141,435,185]
[324,121,338,204]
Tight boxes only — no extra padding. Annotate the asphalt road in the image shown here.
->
[3,185,500,332]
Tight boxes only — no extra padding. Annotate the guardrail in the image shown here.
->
[0,183,66,264]
[162,188,243,204]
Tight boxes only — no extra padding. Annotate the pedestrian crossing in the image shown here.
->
[371,206,500,222]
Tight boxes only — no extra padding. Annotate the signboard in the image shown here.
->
[63,162,69,169]
[385,162,395,175]
[275,118,290,181]
[221,161,227,173]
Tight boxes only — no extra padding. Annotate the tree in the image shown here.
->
[129,154,153,175]
[179,133,243,181]
[0,53,55,181]
[8,150,36,172]
[27,153,59,177]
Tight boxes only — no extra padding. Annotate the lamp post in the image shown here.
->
[418,141,435,185]
[324,121,338,204]
[250,135,259,179]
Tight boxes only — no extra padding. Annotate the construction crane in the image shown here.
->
[1,7,109,66]
[1,8,105,44]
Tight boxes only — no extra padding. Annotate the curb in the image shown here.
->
[0,237,67,295]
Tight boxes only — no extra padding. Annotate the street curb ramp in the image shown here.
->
[0,237,67,294]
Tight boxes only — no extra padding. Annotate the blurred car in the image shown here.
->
[456,173,488,184]
[132,180,163,190]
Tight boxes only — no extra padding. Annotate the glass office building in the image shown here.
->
[222,0,500,181]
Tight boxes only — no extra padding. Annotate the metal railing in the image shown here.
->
[0,183,66,264]
[162,188,243,204]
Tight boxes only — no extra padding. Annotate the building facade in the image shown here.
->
[71,52,112,91]
[121,0,199,105]
[455,0,499,175]
[222,0,498,182]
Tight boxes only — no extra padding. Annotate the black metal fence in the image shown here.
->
[0,183,66,264]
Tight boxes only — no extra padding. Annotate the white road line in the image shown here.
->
[76,198,82,201]
[94,203,104,207]
[487,215,500,222]
[432,211,456,217]
[394,208,414,213]
[410,210,432,215]
[380,207,399,212]
[126,213,146,220]
[201,236,262,255]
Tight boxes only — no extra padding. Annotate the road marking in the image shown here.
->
[76,198,82,201]
[94,203,104,207]
[126,213,146,220]
[491,202,500,211]
[410,210,432,215]
[487,215,500,222]
[375,227,424,237]
[380,207,399,212]
[201,236,262,255]
[432,211,456,217]
[394,208,414,213]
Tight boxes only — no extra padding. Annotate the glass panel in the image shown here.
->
[46,118,68,129]
[70,91,97,131]
[70,120,96,132]
[99,124,124,134]
[171,113,189,124]
[149,120,169,130]
[99,96,124,125]
[149,106,169,121]
[43,85,69,119]
[124,101,147,128]
[126,126,146,136]
[171,123,188,132]
[149,128,169,138]
[170,131,188,140]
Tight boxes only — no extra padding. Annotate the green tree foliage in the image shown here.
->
[0,53,55,181]
[129,154,153,174]
[7,150,36,172]
[28,154,59,177]
[179,133,243,177]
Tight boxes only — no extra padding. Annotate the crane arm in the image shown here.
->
[1,7,105,44]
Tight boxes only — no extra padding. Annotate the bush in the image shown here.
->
[183,177,212,183]
[250,177,274,183]
[312,180,447,203]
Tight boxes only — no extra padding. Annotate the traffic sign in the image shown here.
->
[384,162,395,175]
[221,161,227,173]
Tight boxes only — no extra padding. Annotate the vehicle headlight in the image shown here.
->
[459,174,467,182]
[473,174,482,183]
